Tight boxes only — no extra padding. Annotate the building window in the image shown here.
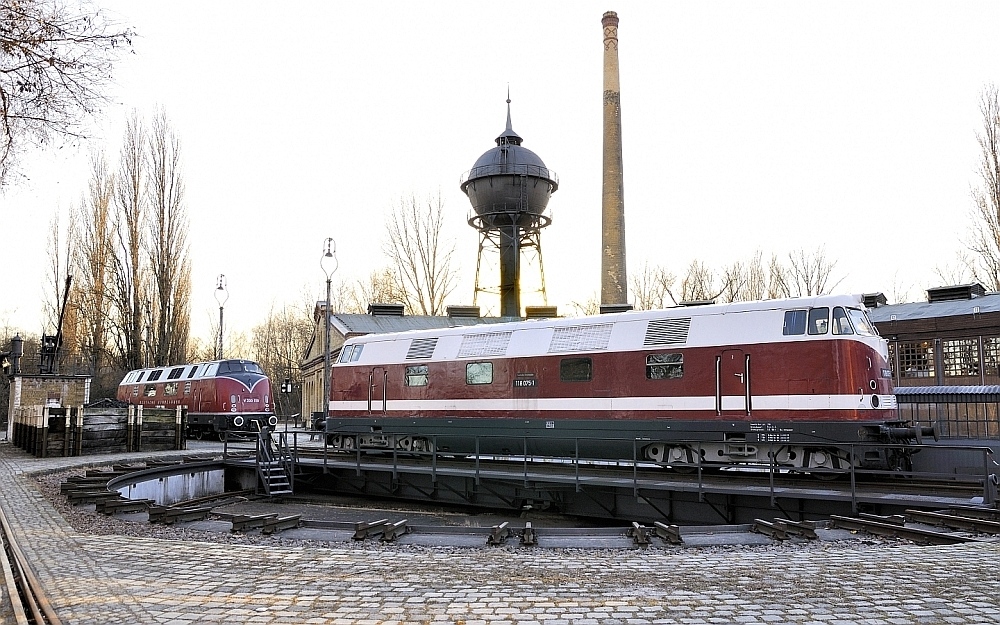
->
[646,353,683,379]
[898,341,935,378]
[783,310,807,335]
[466,362,493,385]
[560,358,592,382]
[984,337,1000,377]
[942,339,979,377]
[405,365,428,387]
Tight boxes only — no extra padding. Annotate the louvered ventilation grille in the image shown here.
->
[643,317,691,346]
[405,338,438,360]
[457,332,512,358]
[548,324,613,353]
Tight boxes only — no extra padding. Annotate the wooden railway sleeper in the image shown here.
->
[487,521,510,546]
[148,505,213,524]
[774,518,819,539]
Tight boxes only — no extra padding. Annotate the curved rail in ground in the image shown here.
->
[0,505,62,624]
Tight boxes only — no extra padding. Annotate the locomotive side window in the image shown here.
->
[646,353,683,379]
[187,366,198,378]
[144,384,156,397]
[148,369,163,381]
[807,307,829,335]
[832,307,853,335]
[560,358,592,382]
[135,371,146,383]
[405,365,429,387]
[782,310,807,335]
[351,345,363,362]
[164,382,178,396]
[167,367,184,380]
[466,362,493,385]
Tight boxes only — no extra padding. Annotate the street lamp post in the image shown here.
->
[215,274,228,360]
[321,238,338,429]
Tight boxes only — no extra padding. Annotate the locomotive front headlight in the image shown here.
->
[268,415,278,426]
[871,395,880,408]
[234,416,245,427]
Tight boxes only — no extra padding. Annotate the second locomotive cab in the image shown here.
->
[117,359,277,439]
[323,294,934,472]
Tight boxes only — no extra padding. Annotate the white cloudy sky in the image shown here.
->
[2,1,998,341]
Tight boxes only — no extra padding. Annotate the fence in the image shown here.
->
[9,405,185,457]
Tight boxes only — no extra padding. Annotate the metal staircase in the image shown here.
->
[255,428,293,497]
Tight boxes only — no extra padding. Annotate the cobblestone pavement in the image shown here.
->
[1,441,999,624]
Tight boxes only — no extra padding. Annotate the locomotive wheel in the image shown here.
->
[193,430,204,441]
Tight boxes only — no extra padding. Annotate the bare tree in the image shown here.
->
[109,111,146,370]
[72,151,114,389]
[786,246,840,296]
[967,85,1000,289]
[42,209,73,331]
[680,260,727,302]
[384,193,458,315]
[146,110,190,365]
[251,303,313,417]
[934,254,973,287]
[567,293,600,317]
[349,268,407,313]
[629,262,676,311]
[0,0,133,185]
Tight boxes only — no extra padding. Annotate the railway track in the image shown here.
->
[0,505,61,624]
[52,462,1000,551]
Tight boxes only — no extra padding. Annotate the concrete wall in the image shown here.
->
[117,469,225,506]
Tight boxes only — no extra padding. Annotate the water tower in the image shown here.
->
[460,98,558,318]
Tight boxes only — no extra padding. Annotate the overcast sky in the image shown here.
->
[2,1,998,341]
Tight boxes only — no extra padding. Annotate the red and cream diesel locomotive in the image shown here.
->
[117,359,277,438]
[323,294,933,472]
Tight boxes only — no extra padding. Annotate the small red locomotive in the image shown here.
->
[324,294,932,472]
[117,359,277,439]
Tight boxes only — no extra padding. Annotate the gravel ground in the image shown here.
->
[31,463,918,556]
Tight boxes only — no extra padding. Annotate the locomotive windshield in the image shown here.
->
[219,360,264,374]
[847,308,876,336]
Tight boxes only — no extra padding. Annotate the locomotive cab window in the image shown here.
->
[808,307,829,335]
[848,308,876,336]
[560,358,592,382]
[832,307,853,335]
[405,365,429,387]
[782,310,807,335]
[466,362,493,385]
[646,353,683,379]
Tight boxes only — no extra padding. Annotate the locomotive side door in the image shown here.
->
[368,367,388,414]
[718,349,750,417]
